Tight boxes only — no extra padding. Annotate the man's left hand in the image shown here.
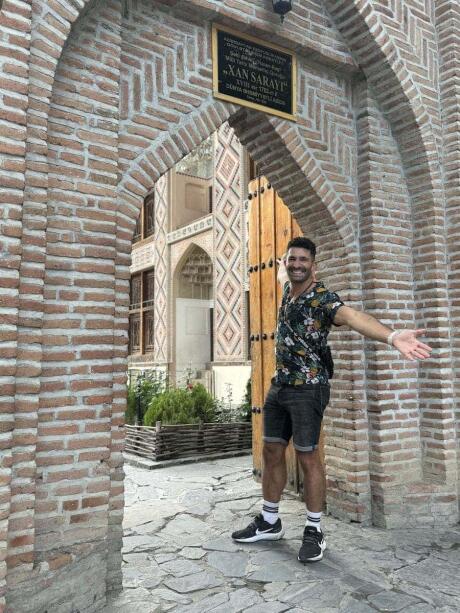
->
[393,329,432,361]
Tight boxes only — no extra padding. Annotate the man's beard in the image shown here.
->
[287,268,312,284]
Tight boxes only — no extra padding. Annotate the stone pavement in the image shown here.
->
[101,455,460,613]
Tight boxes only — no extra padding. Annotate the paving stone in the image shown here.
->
[394,548,424,565]
[226,587,264,611]
[138,576,167,590]
[159,558,203,577]
[294,559,344,582]
[203,537,240,552]
[122,552,151,566]
[160,515,218,546]
[135,488,167,502]
[340,573,388,598]
[102,587,154,610]
[323,553,391,590]
[99,601,161,613]
[181,546,206,559]
[397,582,460,610]
[180,592,229,612]
[154,553,176,563]
[110,587,152,600]
[367,591,422,611]
[178,488,214,515]
[122,565,165,589]
[248,561,304,583]
[152,543,179,554]
[394,557,460,596]
[110,458,460,613]
[208,507,236,523]
[402,605,438,613]
[148,587,193,606]
[207,551,249,577]
[433,549,460,564]
[263,582,289,600]
[338,594,376,613]
[122,534,162,553]
[164,571,224,593]
[216,497,259,511]
[131,520,166,535]
[279,580,345,609]
[162,515,213,535]
[249,548,294,566]
[245,602,291,612]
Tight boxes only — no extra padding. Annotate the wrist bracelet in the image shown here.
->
[387,330,399,346]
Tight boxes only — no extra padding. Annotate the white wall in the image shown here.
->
[175,298,213,377]
[212,364,251,406]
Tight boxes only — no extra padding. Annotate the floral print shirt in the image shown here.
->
[275,281,344,386]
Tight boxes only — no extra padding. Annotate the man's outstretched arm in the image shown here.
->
[334,306,432,361]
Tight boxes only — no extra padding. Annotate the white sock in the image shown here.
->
[306,509,322,532]
[262,499,279,525]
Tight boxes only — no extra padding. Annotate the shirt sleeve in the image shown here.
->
[322,290,344,326]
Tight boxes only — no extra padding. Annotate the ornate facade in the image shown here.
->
[128,126,250,402]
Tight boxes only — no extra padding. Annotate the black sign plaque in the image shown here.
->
[212,25,296,121]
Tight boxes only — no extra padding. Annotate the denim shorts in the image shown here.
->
[263,383,330,452]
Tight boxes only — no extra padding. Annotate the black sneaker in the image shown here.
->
[298,526,326,562]
[231,513,285,543]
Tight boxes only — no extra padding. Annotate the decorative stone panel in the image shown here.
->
[213,124,245,362]
[167,214,213,245]
[153,175,169,364]
[170,232,214,277]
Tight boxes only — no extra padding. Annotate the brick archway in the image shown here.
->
[118,104,358,253]
[23,4,364,606]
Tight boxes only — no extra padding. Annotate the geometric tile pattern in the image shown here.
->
[297,64,358,225]
[371,0,438,120]
[153,175,168,363]
[213,124,245,361]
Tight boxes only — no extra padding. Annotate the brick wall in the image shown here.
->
[0,3,32,610]
[1,0,458,610]
[437,0,460,486]
[356,83,422,524]
[7,3,123,610]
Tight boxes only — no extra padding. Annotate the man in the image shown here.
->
[231,237,432,563]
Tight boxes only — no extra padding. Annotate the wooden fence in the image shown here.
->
[124,421,252,461]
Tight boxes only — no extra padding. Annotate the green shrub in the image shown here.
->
[126,383,137,425]
[143,383,216,426]
[189,383,216,422]
[125,371,167,425]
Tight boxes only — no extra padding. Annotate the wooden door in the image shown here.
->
[248,177,324,496]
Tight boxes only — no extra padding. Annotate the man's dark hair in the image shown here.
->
[286,237,316,259]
